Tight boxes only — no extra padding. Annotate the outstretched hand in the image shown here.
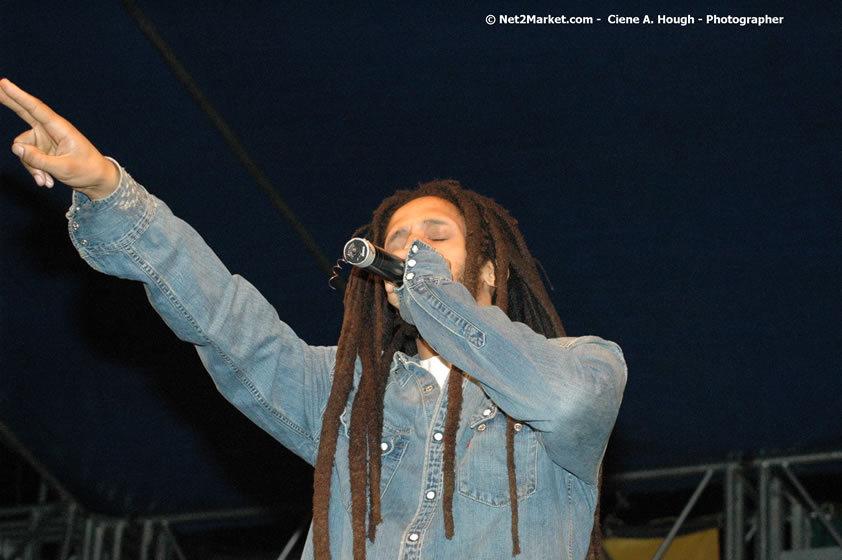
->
[0,78,119,200]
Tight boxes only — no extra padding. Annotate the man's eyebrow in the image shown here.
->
[385,218,458,245]
[386,219,454,237]
[422,219,454,227]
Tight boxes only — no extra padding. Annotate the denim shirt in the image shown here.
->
[66,165,627,560]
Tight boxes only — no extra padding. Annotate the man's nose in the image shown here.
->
[394,233,423,259]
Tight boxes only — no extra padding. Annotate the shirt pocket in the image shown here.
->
[377,421,411,497]
[457,412,538,506]
[336,411,411,511]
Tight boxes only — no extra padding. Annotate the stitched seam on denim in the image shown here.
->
[399,382,447,558]
[126,246,316,443]
[341,414,411,438]
[383,419,412,435]
[313,352,338,452]
[525,429,539,498]
[76,180,157,257]
[456,422,538,506]
[566,473,574,560]
[379,433,410,498]
[410,279,486,348]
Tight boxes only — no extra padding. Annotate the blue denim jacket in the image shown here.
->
[66,165,627,560]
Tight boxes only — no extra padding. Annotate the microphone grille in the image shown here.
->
[343,238,372,266]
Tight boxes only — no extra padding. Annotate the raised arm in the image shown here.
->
[0,78,118,197]
[2,79,337,466]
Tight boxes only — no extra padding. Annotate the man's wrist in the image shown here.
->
[87,157,120,200]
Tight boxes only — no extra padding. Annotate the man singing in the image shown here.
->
[2,78,626,560]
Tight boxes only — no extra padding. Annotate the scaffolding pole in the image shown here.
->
[608,450,842,560]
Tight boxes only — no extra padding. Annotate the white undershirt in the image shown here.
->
[417,355,451,388]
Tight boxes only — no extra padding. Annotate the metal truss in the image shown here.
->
[0,422,309,560]
[3,414,839,560]
[0,496,309,560]
[610,450,842,560]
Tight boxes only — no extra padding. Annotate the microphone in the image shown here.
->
[343,238,405,285]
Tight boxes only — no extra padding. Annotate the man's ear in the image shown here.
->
[479,260,496,288]
[475,260,497,307]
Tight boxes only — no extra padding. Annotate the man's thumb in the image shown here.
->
[13,143,50,170]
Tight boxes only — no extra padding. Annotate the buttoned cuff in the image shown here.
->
[66,158,157,256]
[396,239,452,324]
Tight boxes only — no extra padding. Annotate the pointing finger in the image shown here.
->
[0,79,42,129]
[0,79,70,142]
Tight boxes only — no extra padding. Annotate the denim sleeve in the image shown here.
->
[66,162,335,466]
[396,240,627,484]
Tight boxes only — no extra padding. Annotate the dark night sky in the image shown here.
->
[1,2,839,517]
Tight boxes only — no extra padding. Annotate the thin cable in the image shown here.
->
[121,0,344,292]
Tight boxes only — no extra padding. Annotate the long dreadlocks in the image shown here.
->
[312,180,605,559]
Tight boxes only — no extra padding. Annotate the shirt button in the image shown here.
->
[433,432,444,441]
[423,385,434,394]
[514,423,523,432]
[406,272,415,280]
[425,490,436,500]
[80,239,88,247]
[408,533,420,542]
[407,258,417,267]
[477,424,487,432]
[411,244,419,253]
[482,408,492,417]
[380,441,390,452]
[71,221,79,231]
